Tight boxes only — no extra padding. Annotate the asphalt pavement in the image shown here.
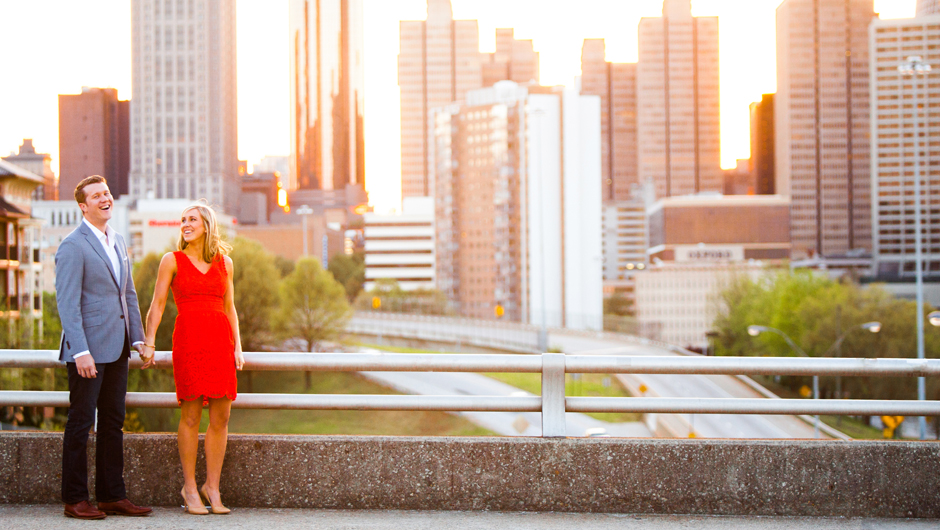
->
[3,506,936,530]
[353,315,823,439]
[358,349,652,437]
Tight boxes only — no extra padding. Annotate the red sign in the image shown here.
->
[149,220,181,227]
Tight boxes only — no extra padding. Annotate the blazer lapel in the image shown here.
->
[116,234,128,292]
[80,223,119,287]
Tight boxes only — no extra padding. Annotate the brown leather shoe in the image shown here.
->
[63,500,106,520]
[97,498,153,517]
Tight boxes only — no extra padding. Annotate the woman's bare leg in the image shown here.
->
[178,400,204,506]
[202,397,232,505]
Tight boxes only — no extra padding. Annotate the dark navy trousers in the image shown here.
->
[61,336,129,504]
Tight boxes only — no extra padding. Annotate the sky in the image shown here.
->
[0,0,917,215]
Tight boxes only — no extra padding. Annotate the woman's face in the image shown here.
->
[180,208,207,245]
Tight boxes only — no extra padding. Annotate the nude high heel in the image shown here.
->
[200,484,231,515]
[181,487,209,515]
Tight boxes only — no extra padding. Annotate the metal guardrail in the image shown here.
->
[1,350,939,437]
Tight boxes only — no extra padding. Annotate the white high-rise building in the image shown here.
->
[917,0,940,16]
[602,200,648,298]
[363,197,435,292]
[637,0,721,199]
[870,14,940,283]
[432,81,603,329]
[130,0,239,215]
[775,0,875,260]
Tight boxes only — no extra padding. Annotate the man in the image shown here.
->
[56,176,153,519]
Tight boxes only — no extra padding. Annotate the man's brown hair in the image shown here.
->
[74,175,108,204]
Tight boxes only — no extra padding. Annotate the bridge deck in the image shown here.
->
[2,505,936,529]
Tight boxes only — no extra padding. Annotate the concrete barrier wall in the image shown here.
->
[1,432,938,518]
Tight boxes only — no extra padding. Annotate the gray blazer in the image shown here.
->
[55,222,145,363]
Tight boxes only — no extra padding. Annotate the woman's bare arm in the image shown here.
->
[141,252,177,368]
[222,255,244,370]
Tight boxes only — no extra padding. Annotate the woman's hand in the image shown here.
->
[140,344,156,369]
[234,349,245,371]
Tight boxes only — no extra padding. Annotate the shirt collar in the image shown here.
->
[82,217,116,244]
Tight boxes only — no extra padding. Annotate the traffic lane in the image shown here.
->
[359,370,542,436]
[704,375,822,438]
[552,334,821,438]
[549,333,677,357]
[358,369,652,438]
[639,373,797,438]
[352,319,818,438]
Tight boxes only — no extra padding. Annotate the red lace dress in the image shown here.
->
[170,251,237,405]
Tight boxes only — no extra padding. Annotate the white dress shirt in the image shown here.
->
[73,218,142,360]
[83,218,121,284]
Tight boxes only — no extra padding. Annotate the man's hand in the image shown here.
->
[75,355,97,378]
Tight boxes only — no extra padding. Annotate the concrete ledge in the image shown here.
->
[2,432,938,517]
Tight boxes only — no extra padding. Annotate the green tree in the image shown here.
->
[275,257,352,391]
[711,270,940,404]
[40,292,62,349]
[603,293,633,316]
[229,237,280,352]
[328,251,365,301]
[276,257,352,352]
[273,254,295,278]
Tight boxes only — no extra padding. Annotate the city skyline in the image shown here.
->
[0,0,916,214]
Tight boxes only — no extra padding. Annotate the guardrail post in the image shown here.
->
[541,353,566,437]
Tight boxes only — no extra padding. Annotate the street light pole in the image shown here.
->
[296,205,314,257]
[899,56,932,440]
[747,322,881,439]
[746,325,819,438]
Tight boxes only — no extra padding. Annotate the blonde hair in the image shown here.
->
[177,201,232,263]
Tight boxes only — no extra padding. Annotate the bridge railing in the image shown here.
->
[1,350,939,437]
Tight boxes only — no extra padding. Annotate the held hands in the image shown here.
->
[140,343,157,369]
[234,348,245,371]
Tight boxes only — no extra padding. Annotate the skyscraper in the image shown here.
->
[481,28,539,88]
[637,0,721,199]
[399,0,481,199]
[749,93,774,195]
[289,0,365,193]
[917,0,940,16]
[776,0,875,259]
[58,87,130,199]
[870,14,940,281]
[433,81,603,329]
[129,0,239,214]
[581,39,638,201]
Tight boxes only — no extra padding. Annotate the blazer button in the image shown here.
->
[120,315,125,319]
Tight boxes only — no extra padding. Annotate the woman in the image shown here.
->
[141,203,244,515]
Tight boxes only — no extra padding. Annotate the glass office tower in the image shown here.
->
[289,0,365,191]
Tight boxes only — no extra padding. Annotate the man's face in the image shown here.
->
[79,182,113,226]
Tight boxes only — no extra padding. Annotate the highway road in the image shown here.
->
[358,347,652,438]
[350,314,825,439]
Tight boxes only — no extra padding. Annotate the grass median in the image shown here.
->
[178,370,495,436]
